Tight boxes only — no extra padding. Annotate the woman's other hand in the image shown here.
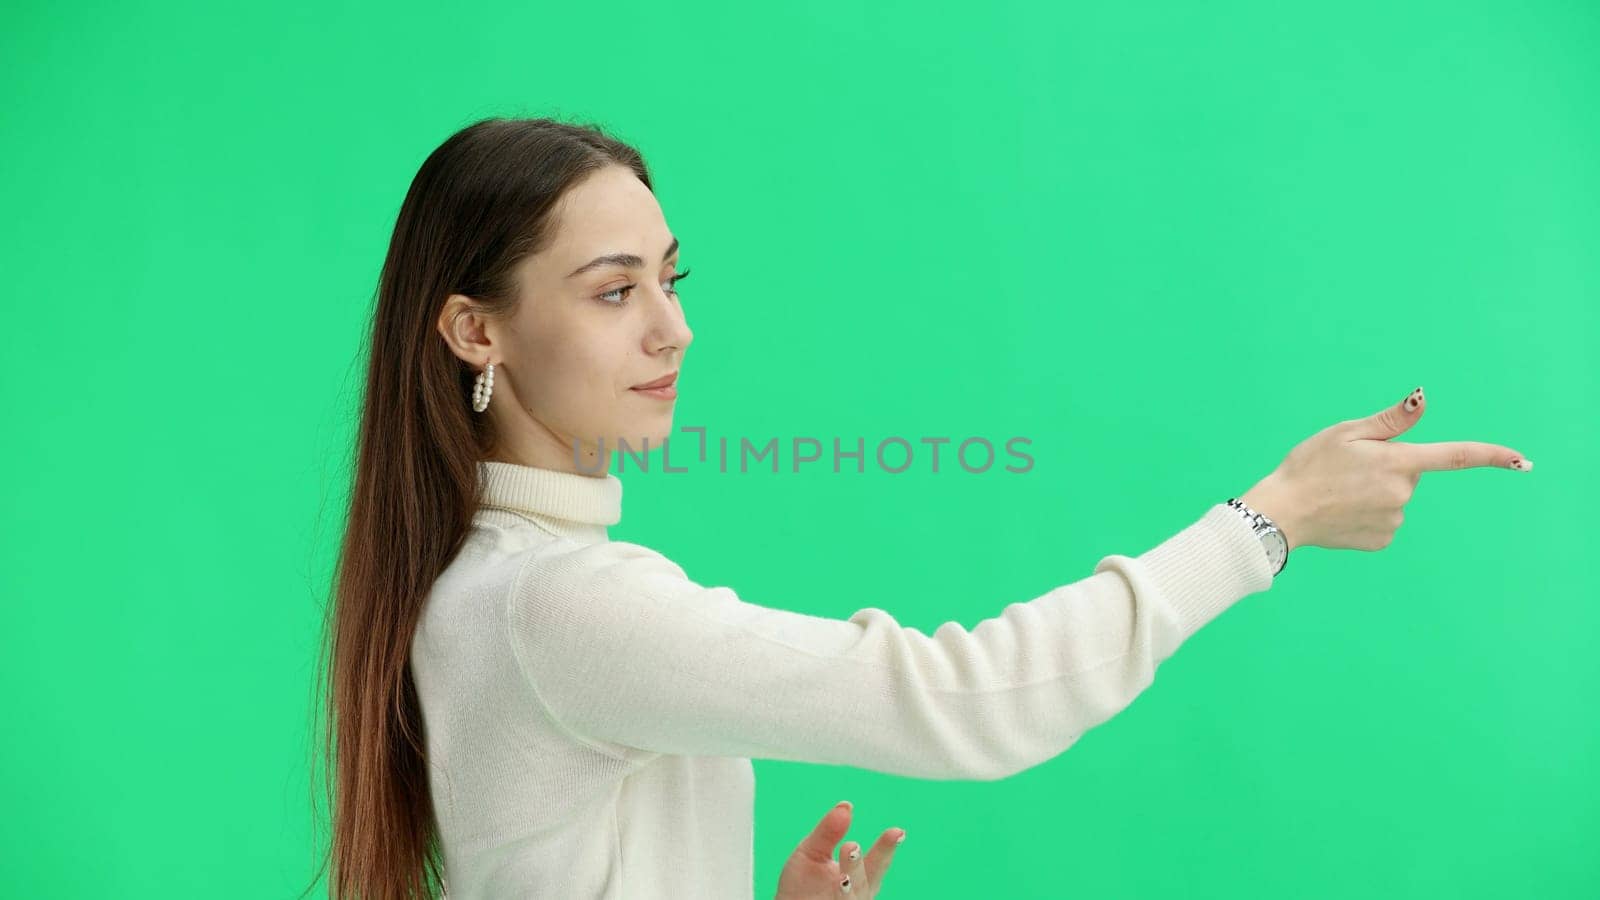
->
[1241,386,1532,552]
[774,801,905,899]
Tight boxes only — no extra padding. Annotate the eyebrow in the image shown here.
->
[567,236,680,279]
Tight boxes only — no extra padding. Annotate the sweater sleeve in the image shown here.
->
[505,503,1275,781]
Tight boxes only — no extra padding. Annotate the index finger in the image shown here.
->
[1393,440,1529,473]
[795,802,852,864]
[862,828,906,889]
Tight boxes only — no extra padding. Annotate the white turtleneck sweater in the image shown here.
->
[409,461,1276,899]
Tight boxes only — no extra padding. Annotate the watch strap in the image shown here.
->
[1225,496,1288,577]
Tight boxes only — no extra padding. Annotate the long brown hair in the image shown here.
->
[302,116,654,899]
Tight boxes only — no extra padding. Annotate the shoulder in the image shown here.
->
[516,538,689,592]
[501,539,715,698]
[506,539,700,629]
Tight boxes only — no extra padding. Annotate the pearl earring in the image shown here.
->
[472,361,495,412]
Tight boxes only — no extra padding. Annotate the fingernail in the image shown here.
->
[848,845,860,861]
[1404,386,1423,413]
[895,830,907,844]
[835,800,852,811]
[841,877,852,893]
[1509,457,1533,472]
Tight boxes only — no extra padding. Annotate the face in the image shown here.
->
[444,163,694,475]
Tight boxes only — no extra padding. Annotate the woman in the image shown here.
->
[310,117,1532,899]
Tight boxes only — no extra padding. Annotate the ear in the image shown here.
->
[437,293,496,367]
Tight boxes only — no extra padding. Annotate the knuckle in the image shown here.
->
[1359,530,1392,551]
[1449,447,1470,470]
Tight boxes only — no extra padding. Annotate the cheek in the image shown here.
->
[513,308,635,417]
[528,338,627,412]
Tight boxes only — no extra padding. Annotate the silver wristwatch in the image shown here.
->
[1226,497,1289,577]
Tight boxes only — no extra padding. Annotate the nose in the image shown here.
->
[644,281,693,354]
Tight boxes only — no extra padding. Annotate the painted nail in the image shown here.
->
[841,877,852,893]
[1509,457,1533,472]
[895,831,907,844]
[1404,387,1424,413]
[835,800,852,811]
[847,845,860,861]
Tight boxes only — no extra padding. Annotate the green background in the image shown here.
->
[3,0,1595,896]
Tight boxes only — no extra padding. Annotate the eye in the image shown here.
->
[596,267,692,306]
[666,267,691,297]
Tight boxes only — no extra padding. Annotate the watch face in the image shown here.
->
[1263,529,1287,569]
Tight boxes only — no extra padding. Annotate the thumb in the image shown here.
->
[1345,386,1425,441]
[795,801,853,863]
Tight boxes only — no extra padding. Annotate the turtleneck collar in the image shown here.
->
[475,459,622,542]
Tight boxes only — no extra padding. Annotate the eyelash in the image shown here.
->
[597,267,692,306]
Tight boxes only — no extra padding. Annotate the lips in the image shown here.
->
[631,371,678,390]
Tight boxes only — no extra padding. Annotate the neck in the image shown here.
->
[475,458,623,543]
